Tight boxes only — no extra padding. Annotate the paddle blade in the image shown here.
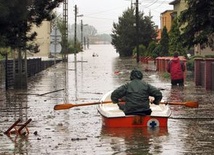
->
[54,104,74,110]
[162,101,199,108]
[184,101,199,108]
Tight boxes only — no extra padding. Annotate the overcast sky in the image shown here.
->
[56,0,173,34]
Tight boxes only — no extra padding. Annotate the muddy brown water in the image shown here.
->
[0,44,214,155]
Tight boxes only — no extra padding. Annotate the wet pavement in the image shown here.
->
[0,44,214,155]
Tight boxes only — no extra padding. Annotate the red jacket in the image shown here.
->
[167,57,185,80]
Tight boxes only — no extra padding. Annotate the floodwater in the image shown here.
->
[0,44,214,155]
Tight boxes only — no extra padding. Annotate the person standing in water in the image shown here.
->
[167,52,185,86]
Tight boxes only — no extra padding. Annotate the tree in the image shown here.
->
[0,0,63,89]
[139,16,157,48]
[169,18,186,56]
[147,41,158,58]
[159,26,169,56]
[55,16,70,56]
[0,0,63,51]
[111,8,157,57]
[153,44,163,58]
[153,27,169,57]
[96,34,112,43]
[179,0,214,50]
[133,44,146,57]
[69,24,97,41]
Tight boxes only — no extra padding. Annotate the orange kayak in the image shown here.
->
[97,91,171,128]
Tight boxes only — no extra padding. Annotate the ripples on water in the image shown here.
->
[0,44,214,154]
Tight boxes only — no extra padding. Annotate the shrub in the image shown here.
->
[186,55,204,71]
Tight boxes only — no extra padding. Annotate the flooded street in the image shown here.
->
[1,44,214,155]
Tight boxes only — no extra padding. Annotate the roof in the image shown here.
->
[161,10,174,15]
[169,0,180,5]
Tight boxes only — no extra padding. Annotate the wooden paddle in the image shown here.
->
[54,100,112,110]
[161,101,199,108]
[54,100,198,110]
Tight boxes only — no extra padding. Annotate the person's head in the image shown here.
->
[174,52,179,58]
[130,69,143,80]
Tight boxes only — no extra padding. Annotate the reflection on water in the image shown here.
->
[3,134,30,154]
[101,127,168,154]
[0,90,29,125]
[167,86,185,102]
[1,44,214,154]
[0,91,30,154]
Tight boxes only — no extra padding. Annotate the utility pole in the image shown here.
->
[63,0,68,62]
[74,5,77,58]
[136,0,140,63]
[62,0,68,104]
[81,20,83,49]
[74,5,78,101]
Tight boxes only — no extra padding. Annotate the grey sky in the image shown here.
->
[56,0,173,34]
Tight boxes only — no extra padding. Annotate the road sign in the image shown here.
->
[50,43,62,53]
[50,27,62,43]
[50,27,62,53]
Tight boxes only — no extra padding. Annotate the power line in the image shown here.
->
[140,0,170,9]
[83,7,128,16]
[83,15,117,21]
[143,0,159,8]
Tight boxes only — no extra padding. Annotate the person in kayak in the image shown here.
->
[167,52,185,86]
[111,69,162,115]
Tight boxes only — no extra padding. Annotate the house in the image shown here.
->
[157,10,174,42]
[169,0,213,56]
[160,10,174,32]
[169,0,187,17]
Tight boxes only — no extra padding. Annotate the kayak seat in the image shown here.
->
[125,109,152,116]
[126,113,146,116]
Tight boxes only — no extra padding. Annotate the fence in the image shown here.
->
[154,57,214,91]
[155,56,186,72]
[0,58,61,89]
[195,58,214,90]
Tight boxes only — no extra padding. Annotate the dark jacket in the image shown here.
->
[167,57,185,80]
[111,79,162,115]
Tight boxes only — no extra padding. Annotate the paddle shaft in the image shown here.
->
[54,100,112,110]
[72,100,111,107]
[54,100,198,110]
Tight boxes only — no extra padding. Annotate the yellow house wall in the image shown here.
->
[160,10,173,32]
[31,21,51,57]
